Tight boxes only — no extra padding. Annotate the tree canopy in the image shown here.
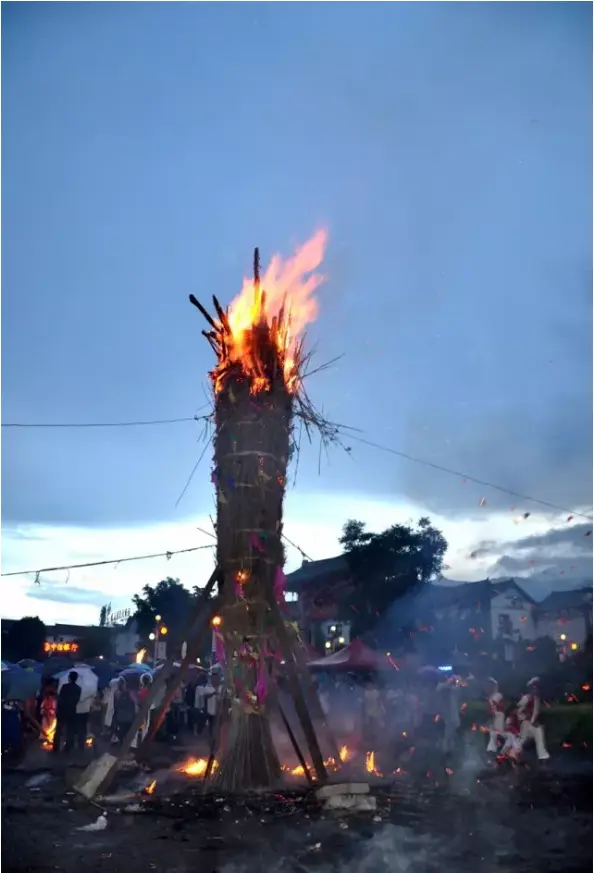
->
[131,577,195,640]
[339,517,447,637]
[5,616,46,661]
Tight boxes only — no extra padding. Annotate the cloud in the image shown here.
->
[25,577,107,606]
[498,522,593,553]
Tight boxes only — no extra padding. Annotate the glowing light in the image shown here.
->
[570,642,579,651]
[212,616,222,628]
[44,641,79,654]
[176,757,218,777]
[211,229,328,394]
[149,633,156,641]
[560,634,567,641]
[136,648,147,664]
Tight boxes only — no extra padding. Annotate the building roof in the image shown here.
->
[285,555,350,589]
[537,587,593,613]
[426,578,536,610]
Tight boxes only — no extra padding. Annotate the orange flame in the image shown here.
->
[136,648,147,665]
[365,750,382,777]
[214,229,328,394]
[145,780,157,794]
[176,757,218,777]
[41,717,57,750]
[339,744,349,762]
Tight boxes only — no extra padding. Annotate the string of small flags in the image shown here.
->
[1,544,216,582]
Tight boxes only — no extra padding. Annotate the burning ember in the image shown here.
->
[136,648,147,664]
[190,229,327,394]
[365,751,382,777]
[176,757,219,777]
[41,718,57,750]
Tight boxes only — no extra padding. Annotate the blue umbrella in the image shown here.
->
[1,666,41,701]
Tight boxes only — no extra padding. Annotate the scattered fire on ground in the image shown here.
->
[365,750,382,777]
[208,230,328,394]
[41,718,57,750]
[175,757,219,777]
[174,746,375,783]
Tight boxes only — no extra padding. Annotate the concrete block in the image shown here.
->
[316,782,370,799]
[74,753,119,800]
[324,794,377,811]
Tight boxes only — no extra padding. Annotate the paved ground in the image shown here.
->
[2,739,591,873]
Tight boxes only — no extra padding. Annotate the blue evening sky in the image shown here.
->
[2,2,591,622]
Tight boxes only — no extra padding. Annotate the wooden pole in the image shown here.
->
[277,698,313,786]
[136,593,221,758]
[84,567,221,798]
[265,590,327,783]
[290,630,343,764]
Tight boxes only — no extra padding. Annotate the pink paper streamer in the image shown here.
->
[214,632,226,666]
[255,658,268,705]
[274,566,286,604]
[251,533,265,553]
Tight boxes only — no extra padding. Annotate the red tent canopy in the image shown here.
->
[307,639,396,671]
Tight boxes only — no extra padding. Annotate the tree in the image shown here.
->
[132,577,195,642]
[99,605,108,627]
[339,517,447,637]
[6,616,46,661]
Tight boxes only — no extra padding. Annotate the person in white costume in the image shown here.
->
[485,677,506,753]
[517,677,550,761]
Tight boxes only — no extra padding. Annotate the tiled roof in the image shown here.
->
[537,587,593,613]
[285,555,350,589]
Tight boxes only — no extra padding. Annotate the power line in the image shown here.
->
[1,416,204,429]
[345,433,594,522]
[1,544,215,579]
[3,411,591,523]
[195,523,314,563]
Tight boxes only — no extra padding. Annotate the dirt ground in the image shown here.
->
[2,741,592,873]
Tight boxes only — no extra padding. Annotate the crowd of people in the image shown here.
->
[25,663,550,765]
[28,663,228,756]
[314,670,551,762]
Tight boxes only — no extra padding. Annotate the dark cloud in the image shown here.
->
[481,522,593,595]
[499,522,593,553]
[25,578,106,607]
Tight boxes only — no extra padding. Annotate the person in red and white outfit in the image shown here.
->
[517,677,550,761]
[485,678,506,753]
[501,708,522,759]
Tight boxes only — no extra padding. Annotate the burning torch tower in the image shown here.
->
[189,231,332,791]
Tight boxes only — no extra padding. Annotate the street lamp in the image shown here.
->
[151,616,168,664]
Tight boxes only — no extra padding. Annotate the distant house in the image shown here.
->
[417,578,537,662]
[535,587,593,650]
[113,617,141,659]
[285,556,353,650]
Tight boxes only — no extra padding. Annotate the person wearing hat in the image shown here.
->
[517,677,550,761]
[485,678,506,753]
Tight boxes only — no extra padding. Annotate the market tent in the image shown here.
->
[307,639,396,671]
